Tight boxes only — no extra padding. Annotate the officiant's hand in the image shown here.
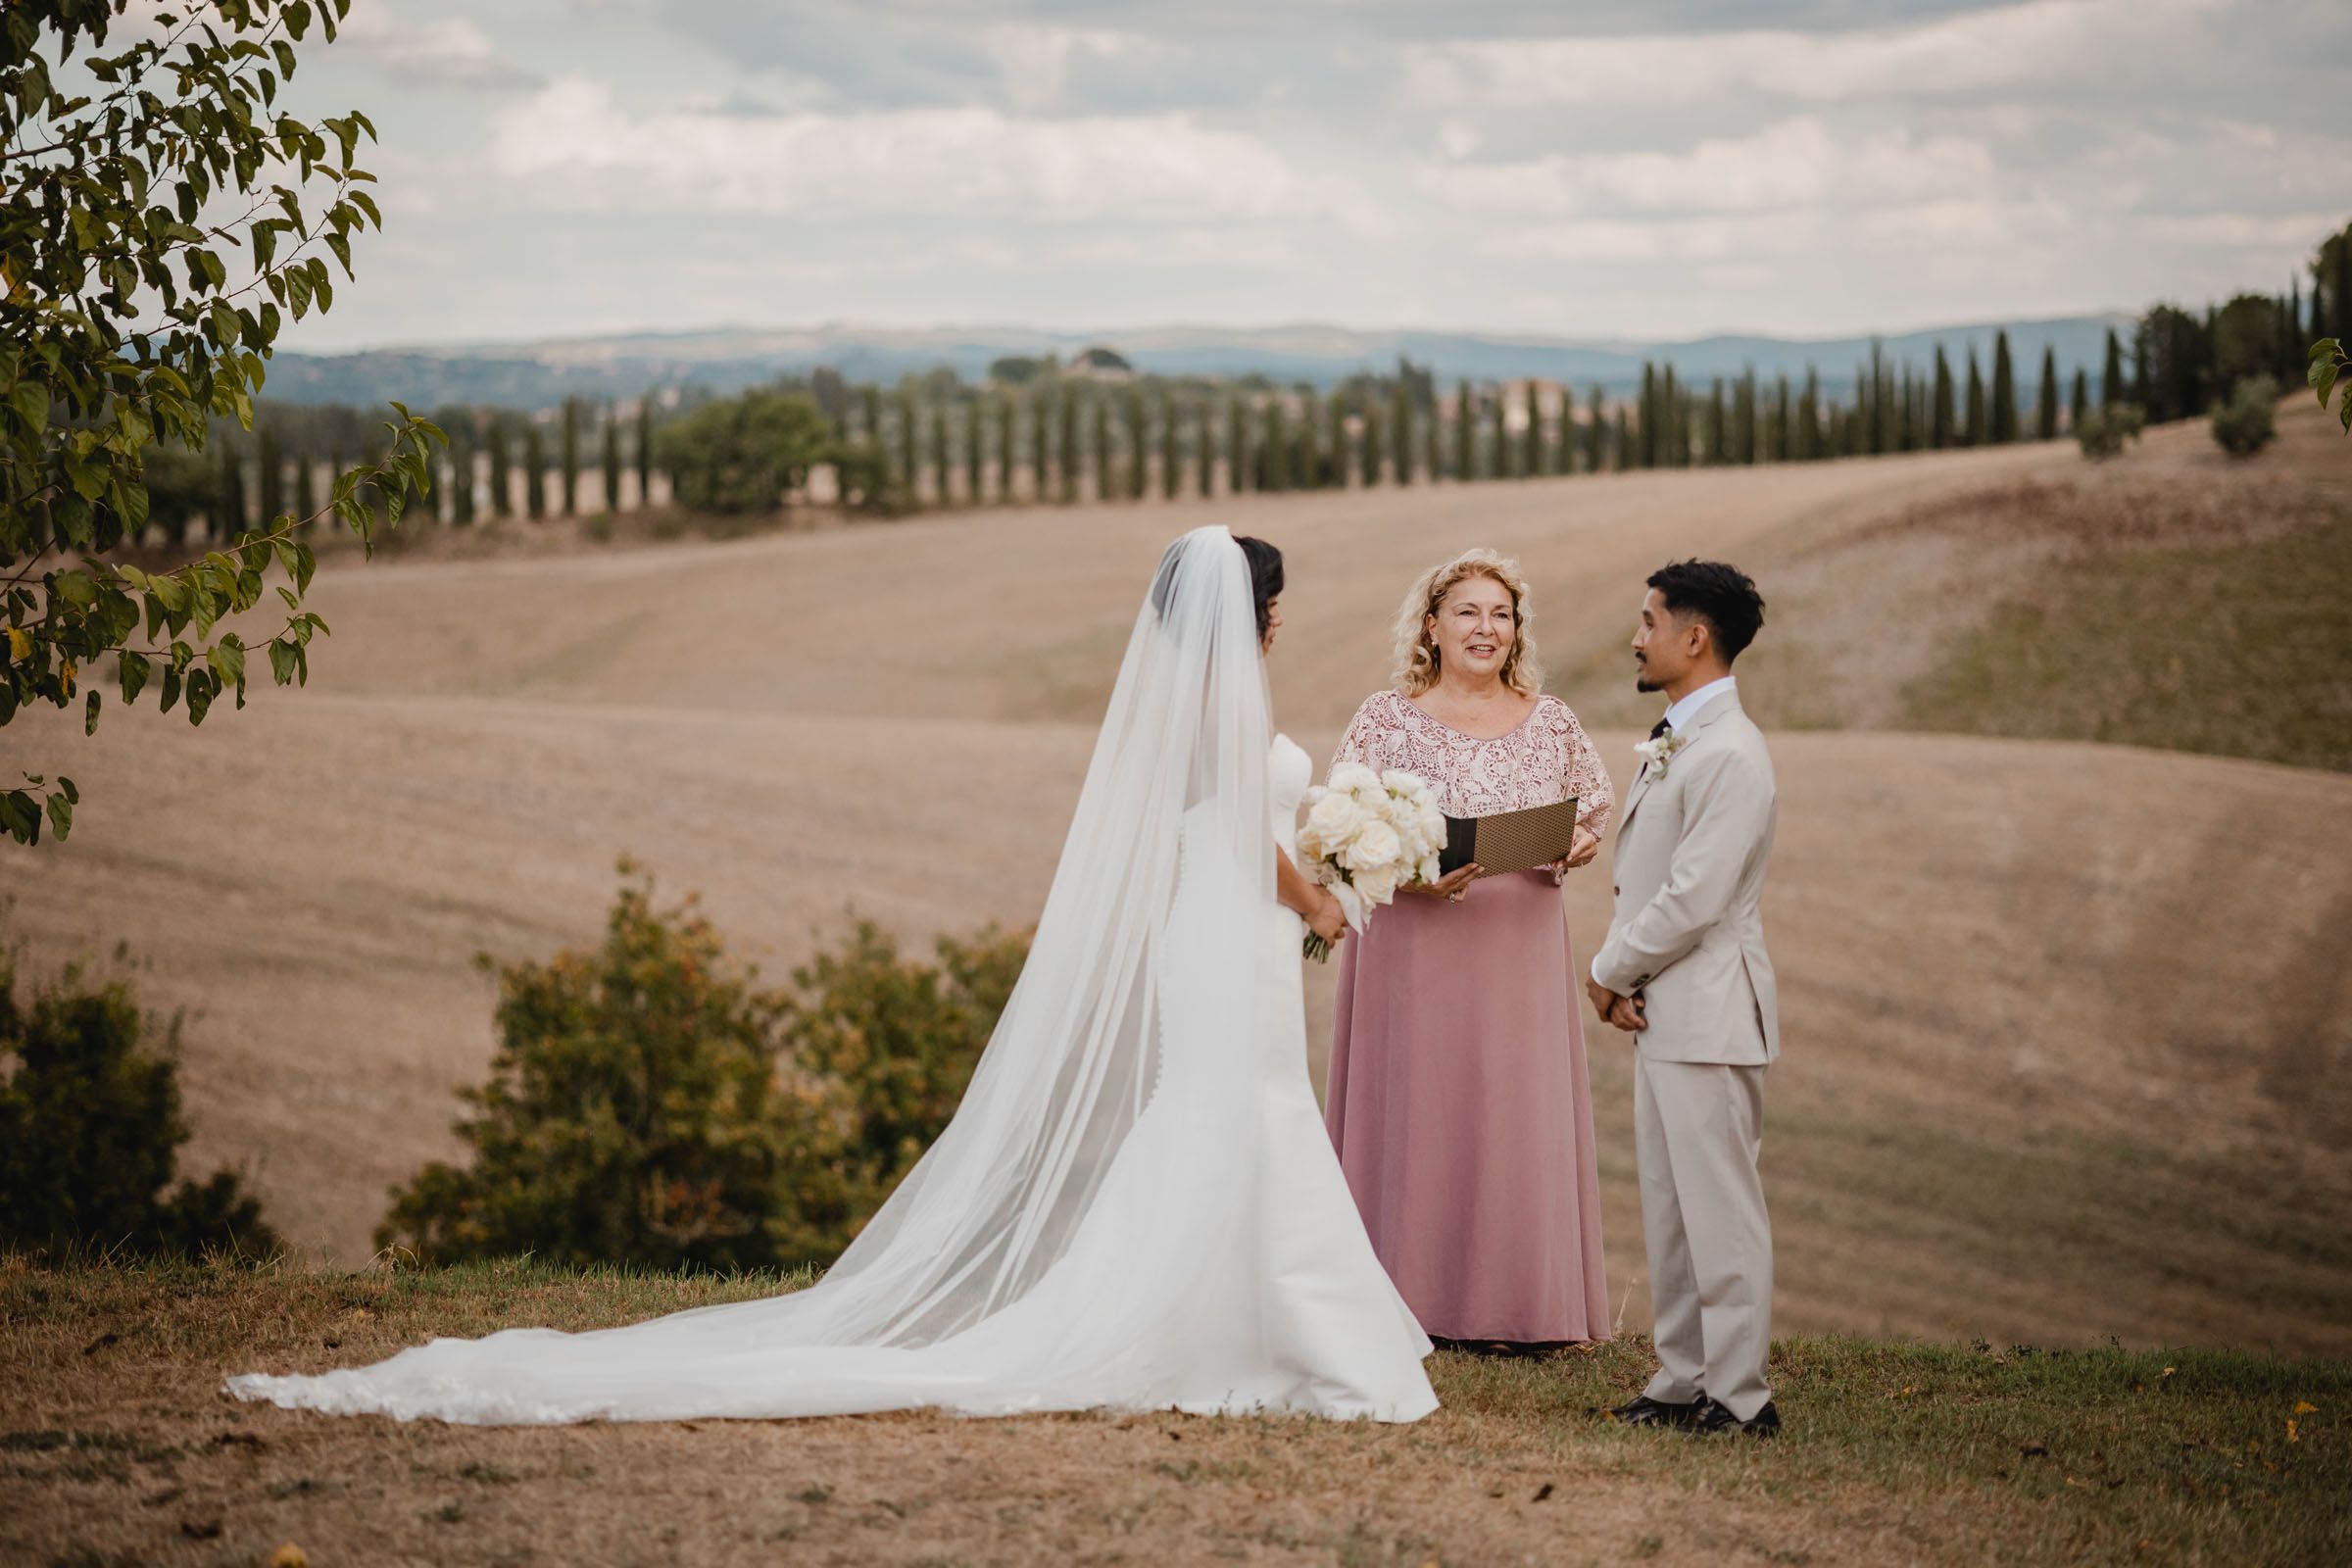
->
[1548,827,1601,881]
[1608,994,1646,1033]
[1404,863,1481,900]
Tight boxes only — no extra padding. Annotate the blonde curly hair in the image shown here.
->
[1391,548,1543,698]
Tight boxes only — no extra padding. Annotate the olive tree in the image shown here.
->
[3,1,441,846]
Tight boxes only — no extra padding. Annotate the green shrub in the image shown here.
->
[2209,375,2278,458]
[831,437,911,516]
[378,866,1029,1271]
[0,956,278,1260]
[2075,402,2145,460]
[654,388,832,514]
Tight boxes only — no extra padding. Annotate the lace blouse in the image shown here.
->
[1331,689,1615,840]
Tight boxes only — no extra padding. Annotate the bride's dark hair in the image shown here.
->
[1233,535,1284,642]
[1151,533,1284,643]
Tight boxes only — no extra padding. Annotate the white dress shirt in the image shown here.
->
[1659,674,1739,737]
[1592,675,1740,991]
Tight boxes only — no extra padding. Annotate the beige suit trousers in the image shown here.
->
[1635,1053,1774,1421]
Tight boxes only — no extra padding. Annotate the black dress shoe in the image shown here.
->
[1690,1396,1780,1437]
[1607,1394,1703,1427]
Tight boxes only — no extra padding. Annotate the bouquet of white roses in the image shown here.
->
[1295,763,1446,961]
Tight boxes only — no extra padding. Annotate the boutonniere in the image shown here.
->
[1633,729,1686,780]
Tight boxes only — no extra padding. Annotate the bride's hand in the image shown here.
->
[1306,888,1348,946]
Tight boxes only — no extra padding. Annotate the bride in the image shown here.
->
[229,525,1439,1425]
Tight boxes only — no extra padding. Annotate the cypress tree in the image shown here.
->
[1773,375,1791,462]
[1520,385,1542,478]
[2035,347,2059,441]
[1989,331,2018,443]
[899,389,921,502]
[1008,395,1026,504]
[1490,387,1508,479]
[1797,368,1821,460]
[1895,368,1916,452]
[861,385,884,452]
[2070,367,2088,432]
[213,436,244,541]
[966,400,984,503]
[1297,390,1322,490]
[1128,387,1149,500]
[1058,389,1078,504]
[1324,391,1345,489]
[1638,364,1657,467]
[2102,329,2125,409]
[293,443,318,528]
[1197,401,1215,499]
[2335,229,2352,339]
[636,398,654,510]
[256,425,283,527]
[1612,406,1631,471]
[488,415,512,517]
[1161,396,1179,501]
[1453,381,1474,481]
[1361,397,1383,488]
[1226,395,1247,495]
[997,392,1015,503]
[601,404,622,512]
[1265,399,1290,491]
[927,396,949,503]
[1391,379,1413,483]
[1090,391,1109,501]
[524,420,547,518]
[1735,372,1756,465]
[1932,347,1955,448]
[1964,350,1986,446]
[1708,379,1727,465]
[449,424,473,525]
[560,398,580,515]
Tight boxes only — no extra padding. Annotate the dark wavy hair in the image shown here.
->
[1646,559,1766,663]
[1233,535,1284,643]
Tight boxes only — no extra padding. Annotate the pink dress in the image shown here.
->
[1324,689,1615,1344]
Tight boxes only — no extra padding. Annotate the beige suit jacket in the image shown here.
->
[1592,691,1780,1065]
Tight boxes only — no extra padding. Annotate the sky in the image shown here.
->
[122,0,2352,351]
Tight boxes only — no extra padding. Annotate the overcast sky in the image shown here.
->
[207,0,2350,350]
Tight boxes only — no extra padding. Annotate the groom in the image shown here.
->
[1587,560,1780,1438]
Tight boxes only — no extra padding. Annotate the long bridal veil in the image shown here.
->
[228,524,1281,1423]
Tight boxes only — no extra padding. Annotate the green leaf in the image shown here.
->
[44,790,72,842]
[160,663,182,714]
[120,651,151,704]
[2317,359,2341,411]
[84,688,101,736]
[269,638,299,686]
[10,378,50,430]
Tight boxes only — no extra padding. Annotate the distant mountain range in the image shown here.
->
[262,316,2136,412]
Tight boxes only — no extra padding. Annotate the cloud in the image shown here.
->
[1404,0,2235,108]
[341,12,541,90]
[979,24,1153,111]
[484,77,1366,226]
[1418,118,1995,218]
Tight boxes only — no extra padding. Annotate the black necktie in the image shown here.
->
[1649,715,1671,740]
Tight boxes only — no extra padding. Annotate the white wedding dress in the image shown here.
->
[227,526,1437,1426]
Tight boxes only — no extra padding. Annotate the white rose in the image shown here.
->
[1302,791,1366,857]
[1416,853,1444,886]
[1343,818,1401,873]
[1351,862,1400,905]
[1329,761,1382,797]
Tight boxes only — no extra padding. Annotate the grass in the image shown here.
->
[4,1257,2347,1566]
[1902,506,2352,771]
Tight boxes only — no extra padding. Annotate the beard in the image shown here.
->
[1636,676,1661,693]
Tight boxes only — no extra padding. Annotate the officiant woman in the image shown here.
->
[1324,548,1615,1350]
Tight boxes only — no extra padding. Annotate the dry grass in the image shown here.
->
[5,423,2350,1360]
[4,1259,2346,1568]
